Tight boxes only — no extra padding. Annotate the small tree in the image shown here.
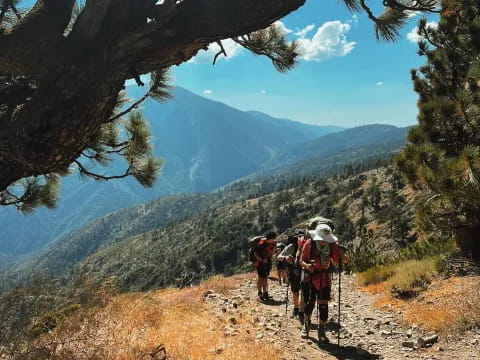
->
[395,0,480,260]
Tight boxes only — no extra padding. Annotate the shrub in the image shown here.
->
[387,258,438,299]
[357,264,396,286]
[347,231,381,272]
[30,304,81,337]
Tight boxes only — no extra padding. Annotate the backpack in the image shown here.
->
[306,216,335,231]
[248,236,264,263]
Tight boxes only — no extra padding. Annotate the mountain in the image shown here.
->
[0,87,340,259]
[231,124,410,182]
[3,123,411,288]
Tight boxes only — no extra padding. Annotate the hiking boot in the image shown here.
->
[257,292,264,302]
[262,292,273,301]
[298,311,305,325]
[290,307,299,318]
[301,320,310,339]
[317,325,330,344]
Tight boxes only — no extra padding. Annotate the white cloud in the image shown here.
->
[203,89,213,95]
[294,24,315,37]
[297,21,356,62]
[191,39,243,63]
[260,90,267,95]
[274,20,293,34]
[407,21,438,43]
[377,82,383,86]
[348,14,359,27]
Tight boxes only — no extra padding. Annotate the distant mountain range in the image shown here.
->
[0,87,341,259]
[4,123,410,287]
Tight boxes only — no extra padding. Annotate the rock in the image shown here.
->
[229,317,237,325]
[380,330,391,336]
[256,333,264,339]
[402,341,415,349]
[221,307,227,313]
[366,330,375,335]
[417,334,438,347]
[434,346,444,352]
[406,328,413,338]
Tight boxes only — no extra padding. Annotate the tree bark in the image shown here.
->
[455,225,480,262]
[0,0,306,192]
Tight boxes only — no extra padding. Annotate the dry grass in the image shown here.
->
[366,275,480,335]
[358,258,438,298]
[387,259,438,298]
[361,281,388,295]
[358,264,396,286]
[403,276,480,333]
[24,273,283,360]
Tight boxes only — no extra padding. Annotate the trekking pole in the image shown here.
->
[317,302,320,333]
[337,257,342,349]
[285,279,289,316]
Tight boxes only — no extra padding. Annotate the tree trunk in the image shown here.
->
[455,225,480,262]
[0,0,307,192]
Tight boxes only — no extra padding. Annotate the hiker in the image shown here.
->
[299,224,348,343]
[274,242,288,286]
[252,231,277,301]
[277,233,302,318]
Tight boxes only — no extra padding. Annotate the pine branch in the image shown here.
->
[213,41,227,65]
[233,26,299,73]
[75,159,132,181]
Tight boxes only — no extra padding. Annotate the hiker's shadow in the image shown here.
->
[305,337,381,359]
[305,324,381,360]
[319,343,381,360]
[262,298,285,306]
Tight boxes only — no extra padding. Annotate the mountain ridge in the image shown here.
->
[0,88,341,258]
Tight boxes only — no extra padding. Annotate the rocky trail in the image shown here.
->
[203,274,480,360]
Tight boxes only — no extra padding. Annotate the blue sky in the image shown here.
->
[20,0,435,128]
[171,1,437,128]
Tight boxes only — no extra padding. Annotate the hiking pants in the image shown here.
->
[303,283,331,316]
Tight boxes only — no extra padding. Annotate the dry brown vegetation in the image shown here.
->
[362,275,480,334]
[18,273,285,360]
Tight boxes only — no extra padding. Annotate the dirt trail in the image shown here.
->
[203,274,480,360]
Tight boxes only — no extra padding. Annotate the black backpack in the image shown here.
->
[248,236,264,263]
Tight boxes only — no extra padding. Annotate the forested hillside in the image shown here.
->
[77,163,413,291]
[0,87,340,259]
[0,161,415,342]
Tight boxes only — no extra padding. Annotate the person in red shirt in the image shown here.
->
[253,231,277,301]
[300,224,348,343]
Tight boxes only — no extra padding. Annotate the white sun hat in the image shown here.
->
[308,224,338,243]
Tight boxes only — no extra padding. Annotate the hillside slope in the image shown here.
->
[0,87,339,259]
[76,165,413,291]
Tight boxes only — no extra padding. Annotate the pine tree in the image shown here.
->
[395,0,480,260]
[0,0,439,211]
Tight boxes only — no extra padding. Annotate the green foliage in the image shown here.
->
[398,237,457,262]
[30,304,81,337]
[234,26,299,73]
[357,263,396,286]
[396,0,480,246]
[0,175,61,214]
[387,258,438,298]
[347,231,381,272]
